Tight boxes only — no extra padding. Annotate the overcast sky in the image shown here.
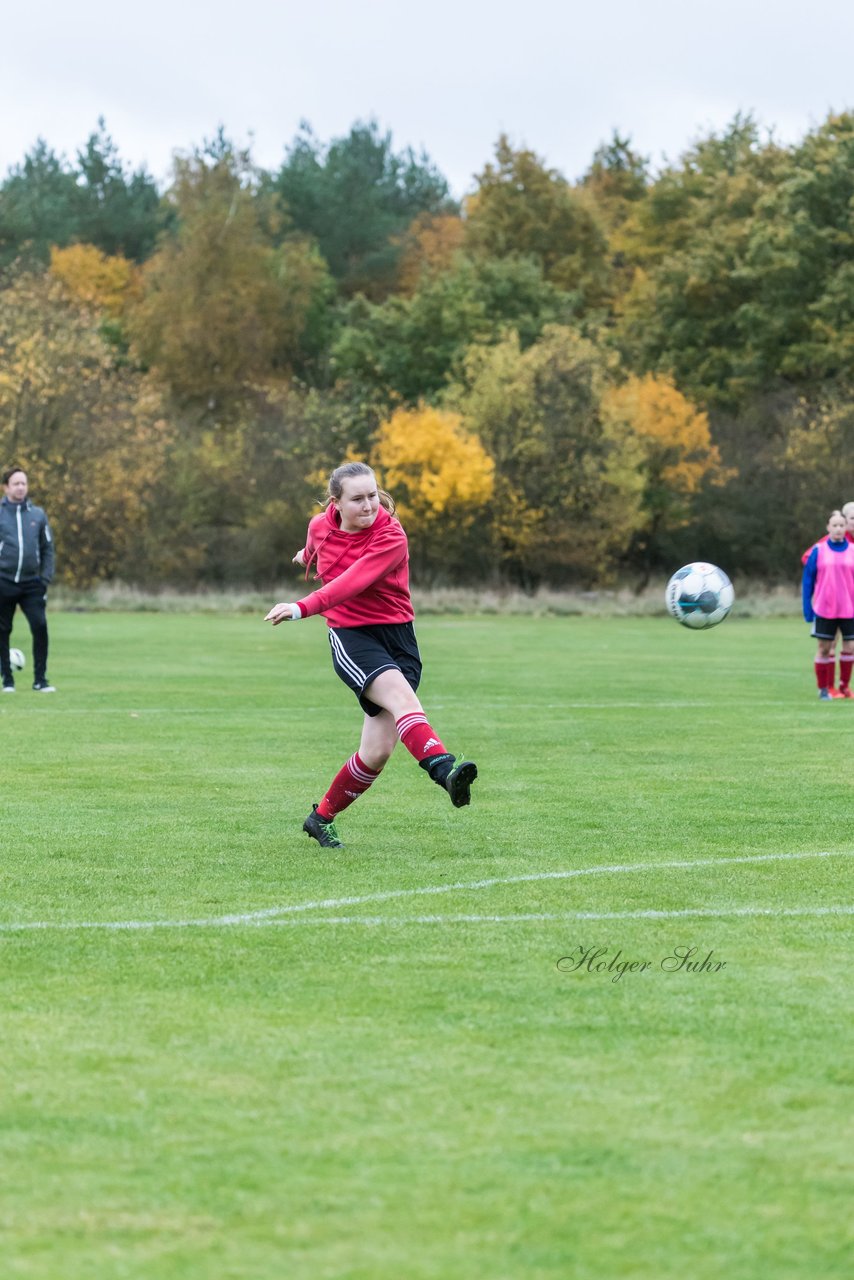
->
[2,0,851,197]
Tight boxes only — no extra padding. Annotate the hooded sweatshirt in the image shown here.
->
[294,504,415,628]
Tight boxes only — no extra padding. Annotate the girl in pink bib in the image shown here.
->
[802,510,854,698]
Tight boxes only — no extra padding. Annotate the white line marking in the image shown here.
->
[35,701,726,715]
[255,905,854,926]
[0,850,850,934]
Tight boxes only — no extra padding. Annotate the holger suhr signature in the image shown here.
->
[557,945,727,983]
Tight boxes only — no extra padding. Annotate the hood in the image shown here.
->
[303,502,394,581]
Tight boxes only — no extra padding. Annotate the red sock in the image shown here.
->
[815,657,833,689]
[840,655,854,690]
[395,712,447,762]
[317,752,381,820]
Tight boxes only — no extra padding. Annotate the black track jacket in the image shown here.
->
[0,497,55,584]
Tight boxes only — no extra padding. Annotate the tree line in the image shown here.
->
[1,113,852,589]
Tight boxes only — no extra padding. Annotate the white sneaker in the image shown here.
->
[2,683,14,694]
[33,681,56,693]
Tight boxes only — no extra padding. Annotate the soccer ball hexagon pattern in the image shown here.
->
[665,562,734,630]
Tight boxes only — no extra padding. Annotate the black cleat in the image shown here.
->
[421,752,478,807]
[443,757,478,807]
[303,804,344,848]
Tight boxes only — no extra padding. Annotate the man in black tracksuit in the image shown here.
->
[0,467,56,693]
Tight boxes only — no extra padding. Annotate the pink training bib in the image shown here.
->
[813,540,854,619]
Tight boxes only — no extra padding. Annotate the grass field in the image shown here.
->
[1,610,852,1279]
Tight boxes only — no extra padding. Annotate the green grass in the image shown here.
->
[1,612,851,1279]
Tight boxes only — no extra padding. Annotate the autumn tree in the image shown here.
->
[679,387,854,583]
[734,112,854,388]
[579,133,650,302]
[445,326,645,586]
[465,136,611,309]
[372,405,494,576]
[129,136,333,412]
[0,267,169,585]
[614,112,854,410]
[581,133,649,230]
[394,212,466,295]
[139,382,379,589]
[777,393,854,543]
[599,374,732,577]
[50,244,142,319]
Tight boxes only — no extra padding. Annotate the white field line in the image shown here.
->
[0,850,851,934]
[41,701,761,714]
[257,904,854,926]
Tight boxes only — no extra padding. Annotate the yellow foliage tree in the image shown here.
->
[599,373,732,564]
[373,405,494,574]
[49,244,142,319]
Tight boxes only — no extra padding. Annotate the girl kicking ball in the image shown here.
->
[265,462,478,848]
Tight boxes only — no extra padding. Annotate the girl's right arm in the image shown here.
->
[266,522,315,621]
[802,546,819,621]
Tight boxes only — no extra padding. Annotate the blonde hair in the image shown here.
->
[323,462,395,515]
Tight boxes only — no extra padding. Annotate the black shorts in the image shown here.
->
[328,622,422,716]
[813,614,854,641]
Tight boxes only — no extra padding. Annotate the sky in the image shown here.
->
[2,0,852,197]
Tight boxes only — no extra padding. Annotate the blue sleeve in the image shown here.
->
[802,546,819,622]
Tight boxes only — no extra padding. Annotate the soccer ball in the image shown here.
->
[665,562,734,630]
[9,647,25,671]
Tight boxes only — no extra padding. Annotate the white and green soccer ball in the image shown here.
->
[9,647,25,670]
[665,562,734,630]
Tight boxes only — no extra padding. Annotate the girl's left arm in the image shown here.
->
[265,602,303,624]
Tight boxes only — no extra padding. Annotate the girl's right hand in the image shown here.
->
[265,603,297,625]
[292,549,307,568]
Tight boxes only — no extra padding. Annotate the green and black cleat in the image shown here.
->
[303,804,344,848]
[421,753,478,808]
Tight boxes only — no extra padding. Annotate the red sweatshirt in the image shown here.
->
[295,504,415,627]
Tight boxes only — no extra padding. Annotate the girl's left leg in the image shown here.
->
[316,711,396,820]
[839,640,854,696]
[815,637,835,698]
